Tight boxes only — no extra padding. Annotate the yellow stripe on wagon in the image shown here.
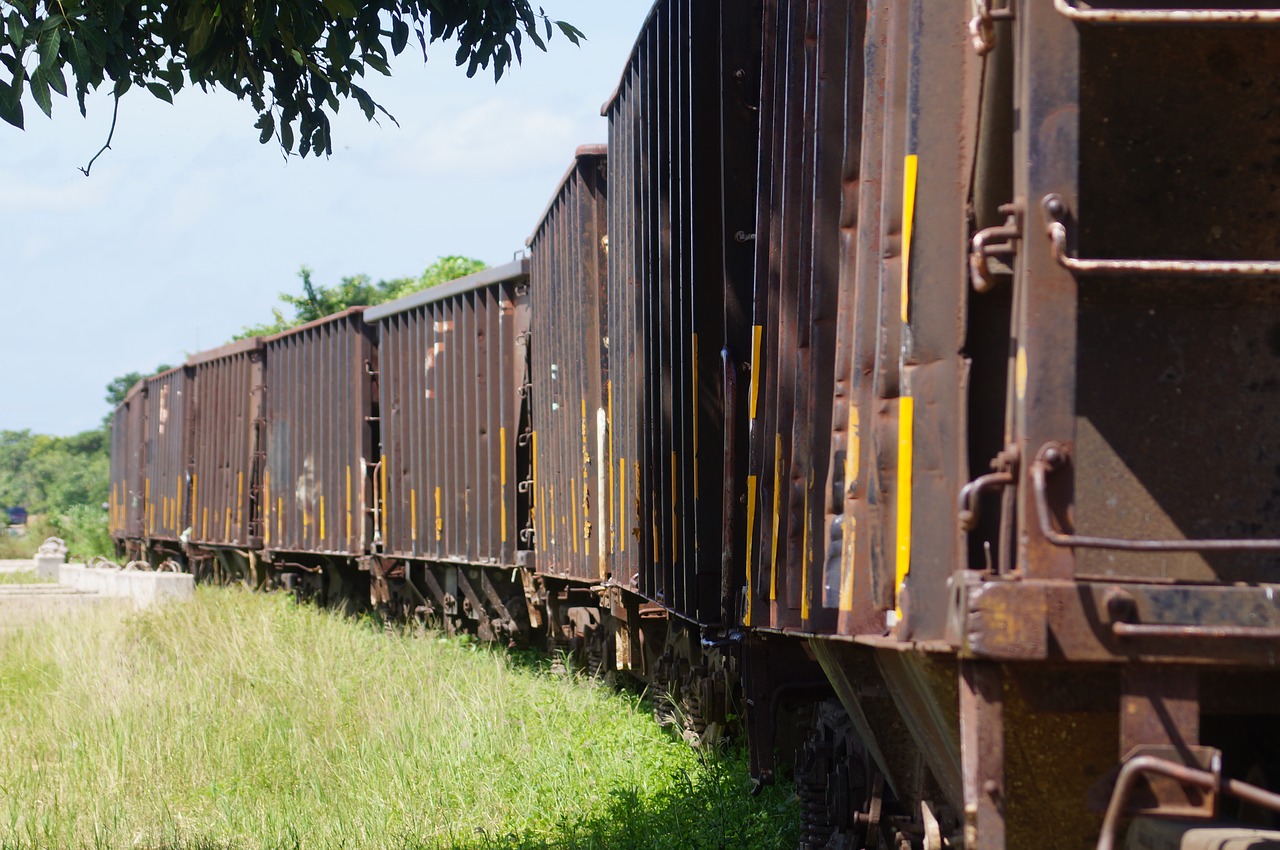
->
[901,154,919,325]
[895,395,915,622]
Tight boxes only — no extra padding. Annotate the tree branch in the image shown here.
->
[78,93,120,177]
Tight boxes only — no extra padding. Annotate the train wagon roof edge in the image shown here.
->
[363,258,531,322]
[185,336,264,367]
[525,143,608,248]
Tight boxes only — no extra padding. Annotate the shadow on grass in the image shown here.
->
[421,755,800,850]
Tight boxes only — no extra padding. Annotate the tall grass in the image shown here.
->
[0,588,797,850]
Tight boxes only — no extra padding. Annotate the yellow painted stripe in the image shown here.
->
[1016,345,1028,402]
[380,454,389,547]
[411,488,417,543]
[548,485,555,552]
[149,502,154,536]
[237,471,244,534]
[618,458,626,553]
[500,426,508,544]
[846,405,860,490]
[202,507,208,540]
[901,154,919,325]
[264,472,271,546]
[191,474,198,528]
[226,507,232,540]
[276,497,283,543]
[749,325,763,420]
[801,489,811,621]
[571,477,579,554]
[745,474,759,627]
[839,514,857,613]
[770,433,782,601]
[319,496,326,542]
[607,382,615,552]
[895,395,915,618]
[346,465,352,544]
[176,481,183,533]
[434,486,443,542]
[691,333,699,500]
[145,478,151,534]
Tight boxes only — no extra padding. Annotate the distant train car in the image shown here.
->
[185,338,265,580]
[261,308,377,602]
[364,261,533,640]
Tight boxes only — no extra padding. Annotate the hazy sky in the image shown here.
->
[0,2,650,436]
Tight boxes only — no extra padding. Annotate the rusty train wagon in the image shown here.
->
[136,365,193,563]
[104,0,1280,846]
[186,338,266,582]
[363,261,533,641]
[260,309,378,603]
[108,383,146,553]
[594,0,1280,848]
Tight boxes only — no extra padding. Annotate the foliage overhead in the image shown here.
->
[104,363,173,410]
[235,255,485,338]
[0,0,583,157]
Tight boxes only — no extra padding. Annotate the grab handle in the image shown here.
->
[1055,0,1280,25]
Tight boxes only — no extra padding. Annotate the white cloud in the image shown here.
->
[395,97,584,178]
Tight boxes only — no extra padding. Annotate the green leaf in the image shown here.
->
[280,119,294,152]
[391,18,408,55]
[0,80,22,129]
[68,33,88,77]
[320,0,358,19]
[146,81,173,103]
[7,14,25,50]
[351,84,373,120]
[254,110,274,144]
[30,66,51,116]
[37,25,58,70]
[46,62,66,96]
[555,21,584,45]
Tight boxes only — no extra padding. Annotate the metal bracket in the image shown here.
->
[1032,441,1280,552]
[1055,0,1280,25]
[1044,194,1280,277]
[1106,587,1280,640]
[1097,750,1280,850]
[969,0,1015,55]
[958,444,1019,531]
[970,204,1022,292]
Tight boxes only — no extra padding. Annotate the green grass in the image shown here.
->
[0,588,798,850]
[0,570,53,585]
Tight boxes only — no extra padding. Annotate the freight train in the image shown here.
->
[109,2,1280,848]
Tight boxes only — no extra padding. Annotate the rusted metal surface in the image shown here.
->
[187,338,264,548]
[262,308,376,556]
[714,0,860,635]
[960,660,1005,850]
[365,260,531,567]
[141,366,192,542]
[1055,0,1280,25]
[1094,750,1280,850]
[108,386,145,541]
[953,577,1280,665]
[528,147,608,585]
[604,0,749,624]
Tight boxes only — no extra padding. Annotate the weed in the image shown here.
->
[0,588,798,849]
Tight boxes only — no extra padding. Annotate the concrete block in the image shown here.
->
[34,554,64,581]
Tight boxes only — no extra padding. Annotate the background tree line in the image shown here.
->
[0,256,484,559]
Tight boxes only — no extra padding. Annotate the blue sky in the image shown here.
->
[0,2,650,436]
